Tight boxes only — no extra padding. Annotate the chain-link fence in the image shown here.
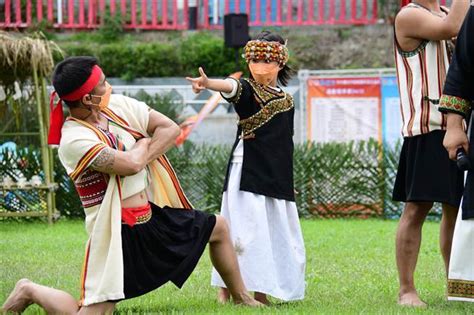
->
[0,139,444,221]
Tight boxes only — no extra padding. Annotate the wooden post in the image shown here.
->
[41,77,57,219]
[32,66,55,224]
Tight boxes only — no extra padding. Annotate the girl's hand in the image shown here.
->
[186,67,209,94]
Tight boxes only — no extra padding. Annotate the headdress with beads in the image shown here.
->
[243,40,289,66]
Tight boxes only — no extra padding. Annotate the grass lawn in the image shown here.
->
[1,219,474,314]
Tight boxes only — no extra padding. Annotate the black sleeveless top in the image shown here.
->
[221,78,295,201]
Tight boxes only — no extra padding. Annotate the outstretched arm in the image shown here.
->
[186,67,234,94]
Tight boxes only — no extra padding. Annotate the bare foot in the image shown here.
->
[398,291,427,307]
[217,287,230,304]
[2,279,33,313]
[233,292,265,307]
[254,292,271,305]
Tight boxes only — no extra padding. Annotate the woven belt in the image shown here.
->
[122,203,152,227]
[134,210,152,225]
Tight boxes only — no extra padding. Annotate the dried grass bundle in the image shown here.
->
[0,31,62,86]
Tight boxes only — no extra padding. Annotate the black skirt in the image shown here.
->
[392,130,464,208]
[120,202,216,299]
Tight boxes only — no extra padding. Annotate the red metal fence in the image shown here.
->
[0,0,448,30]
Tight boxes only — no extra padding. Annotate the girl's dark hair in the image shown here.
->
[249,31,296,87]
[52,56,99,107]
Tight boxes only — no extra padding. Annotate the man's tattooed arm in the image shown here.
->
[90,148,116,174]
[89,139,150,176]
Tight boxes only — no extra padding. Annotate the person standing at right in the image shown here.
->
[393,0,469,307]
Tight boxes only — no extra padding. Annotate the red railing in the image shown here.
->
[0,0,393,30]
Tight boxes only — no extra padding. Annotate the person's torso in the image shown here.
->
[394,3,451,137]
[71,97,149,208]
[227,79,295,200]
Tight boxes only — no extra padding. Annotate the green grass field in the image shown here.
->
[1,219,474,314]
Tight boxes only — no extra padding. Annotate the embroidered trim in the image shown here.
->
[75,169,109,208]
[238,84,294,139]
[136,210,152,224]
[439,94,471,117]
[396,40,429,58]
[221,77,243,104]
[122,210,152,225]
[66,117,111,146]
[70,143,107,181]
[157,155,193,209]
[448,279,474,299]
[246,78,285,103]
[102,108,144,140]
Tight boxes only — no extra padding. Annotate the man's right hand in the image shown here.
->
[444,125,469,160]
[134,137,151,149]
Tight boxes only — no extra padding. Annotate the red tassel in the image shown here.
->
[401,0,411,7]
[47,92,64,145]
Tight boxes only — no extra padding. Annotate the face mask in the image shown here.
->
[248,62,280,86]
[89,82,112,110]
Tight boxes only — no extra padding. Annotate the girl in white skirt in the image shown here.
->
[187,31,306,304]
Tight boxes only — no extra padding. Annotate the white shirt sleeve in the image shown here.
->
[221,78,239,98]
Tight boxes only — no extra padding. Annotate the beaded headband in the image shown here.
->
[243,40,289,65]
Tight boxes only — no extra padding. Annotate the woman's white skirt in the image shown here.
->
[448,208,474,302]
[211,142,306,301]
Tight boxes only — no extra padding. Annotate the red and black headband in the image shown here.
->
[48,65,102,145]
[401,0,410,7]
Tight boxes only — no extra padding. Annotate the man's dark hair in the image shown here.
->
[52,56,99,107]
[249,31,296,87]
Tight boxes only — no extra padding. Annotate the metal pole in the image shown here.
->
[189,0,198,29]
[212,0,218,25]
[57,0,63,24]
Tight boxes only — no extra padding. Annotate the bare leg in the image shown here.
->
[78,303,115,315]
[217,287,230,304]
[209,215,262,306]
[2,278,115,314]
[254,292,271,305]
[396,202,432,307]
[440,203,458,276]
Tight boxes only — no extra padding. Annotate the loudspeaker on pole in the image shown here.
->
[224,13,249,48]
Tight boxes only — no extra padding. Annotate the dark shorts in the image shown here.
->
[392,130,464,208]
[121,203,216,300]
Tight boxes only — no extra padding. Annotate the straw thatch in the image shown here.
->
[0,31,61,223]
[0,31,62,87]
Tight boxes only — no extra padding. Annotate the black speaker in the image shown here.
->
[224,14,249,48]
